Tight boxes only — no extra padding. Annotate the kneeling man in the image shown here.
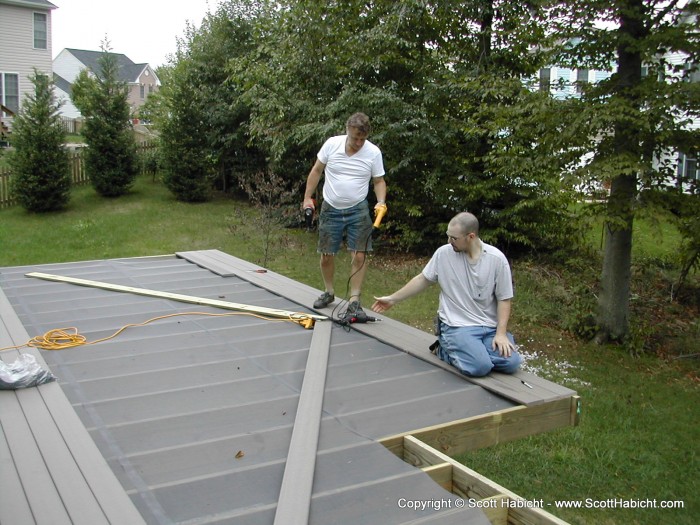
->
[372,212,521,377]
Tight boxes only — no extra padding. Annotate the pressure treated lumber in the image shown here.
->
[402,435,571,525]
[381,396,580,458]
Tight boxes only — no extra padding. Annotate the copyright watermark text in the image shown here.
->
[397,497,685,512]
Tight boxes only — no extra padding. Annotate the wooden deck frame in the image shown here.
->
[396,435,571,525]
[380,396,581,458]
[3,252,582,524]
[378,399,580,525]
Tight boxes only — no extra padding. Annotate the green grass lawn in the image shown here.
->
[1,175,697,525]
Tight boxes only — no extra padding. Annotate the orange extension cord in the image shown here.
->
[0,310,315,352]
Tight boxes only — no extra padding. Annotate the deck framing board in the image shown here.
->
[403,435,571,525]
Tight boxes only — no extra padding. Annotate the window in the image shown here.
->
[683,62,700,83]
[677,152,698,181]
[34,13,48,49]
[0,73,20,115]
[575,69,589,93]
[539,68,551,92]
[140,84,145,98]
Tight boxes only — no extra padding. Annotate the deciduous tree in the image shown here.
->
[549,0,700,342]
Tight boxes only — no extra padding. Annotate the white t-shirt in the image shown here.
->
[318,135,385,209]
[422,242,514,327]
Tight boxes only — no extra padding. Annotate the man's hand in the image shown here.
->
[371,296,395,313]
[373,203,387,228]
[492,334,515,357]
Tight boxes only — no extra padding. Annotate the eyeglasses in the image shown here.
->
[446,232,473,242]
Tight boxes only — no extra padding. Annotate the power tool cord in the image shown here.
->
[329,204,386,328]
[0,310,315,353]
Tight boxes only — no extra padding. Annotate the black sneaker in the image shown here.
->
[313,291,335,309]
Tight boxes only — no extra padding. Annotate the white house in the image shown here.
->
[536,38,698,190]
[53,48,160,119]
[0,0,56,132]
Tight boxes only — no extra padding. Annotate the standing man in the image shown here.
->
[303,112,387,317]
[371,212,521,377]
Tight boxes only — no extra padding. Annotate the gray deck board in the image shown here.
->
[178,249,576,406]
[0,285,146,525]
[274,320,332,524]
[0,251,575,524]
[0,423,35,523]
[0,385,74,525]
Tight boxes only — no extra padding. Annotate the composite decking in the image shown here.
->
[0,250,577,524]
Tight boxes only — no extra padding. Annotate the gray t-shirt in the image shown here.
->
[422,242,513,327]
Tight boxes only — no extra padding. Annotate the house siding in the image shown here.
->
[662,49,698,188]
[54,86,81,119]
[665,50,698,131]
[0,3,53,118]
[53,50,159,118]
[52,49,87,85]
[534,31,697,191]
[126,66,159,114]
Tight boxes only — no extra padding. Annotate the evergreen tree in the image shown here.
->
[71,43,138,197]
[157,4,267,202]
[157,22,216,202]
[9,71,71,212]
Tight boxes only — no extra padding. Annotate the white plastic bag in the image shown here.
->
[0,353,56,389]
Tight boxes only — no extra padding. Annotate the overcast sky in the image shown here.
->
[51,0,221,68]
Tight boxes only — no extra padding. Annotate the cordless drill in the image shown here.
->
[340,310,378,325]
[303,199,317,231]
[373,203,387,228]
[304,207,314,230]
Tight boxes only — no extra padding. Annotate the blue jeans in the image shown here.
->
[437,323,522,377]
[318,200,373,254]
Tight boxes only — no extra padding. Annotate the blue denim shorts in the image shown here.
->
[318,200,373,254]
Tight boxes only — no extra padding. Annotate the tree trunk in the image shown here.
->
[595,0,646,344]
[595,174,635,343]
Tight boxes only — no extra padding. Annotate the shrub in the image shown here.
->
[9,72,71,212]
[71,44,138,197]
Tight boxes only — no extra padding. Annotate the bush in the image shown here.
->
[9,72,71,212]
[71,45,138,197]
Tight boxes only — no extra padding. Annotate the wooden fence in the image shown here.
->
[0,143,157,209]
[60,117,84,135]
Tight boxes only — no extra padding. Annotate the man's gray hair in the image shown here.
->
[346,112,371,135]
[451,212,479,235]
